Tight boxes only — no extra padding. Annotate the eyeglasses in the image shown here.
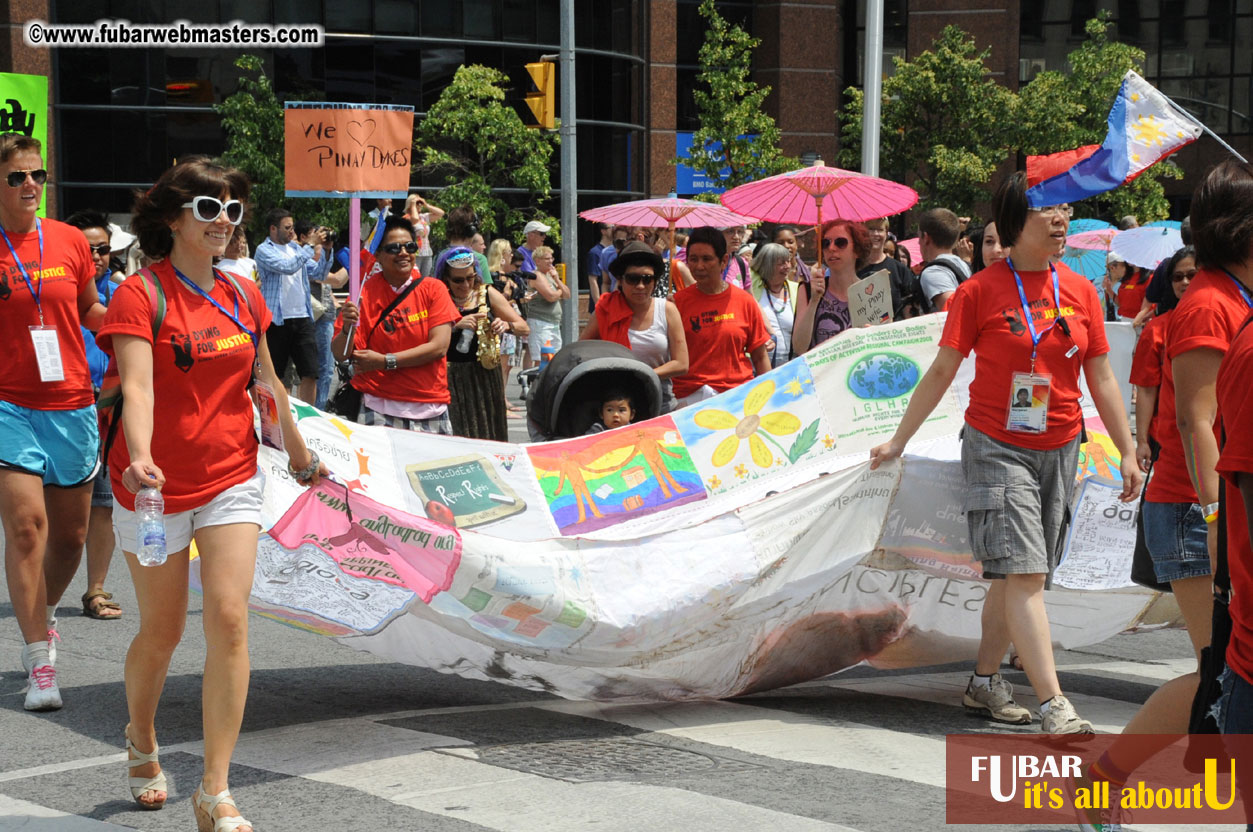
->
[88,243,111,256]
[1027,204,1070,218]
[447,275,473,285]
[1171,269,1198,282]
[6,169,47,187]
[381,241,419,255]
[181,196,243,225]
[822,236,850,250]
[622,273,656,286]
[613,238,628,248]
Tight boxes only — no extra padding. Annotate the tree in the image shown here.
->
[1018,12,1178,221]
[676,0,798,194]
[416,64,560,243]
[215,55,347,240]
[837,26,1018,215]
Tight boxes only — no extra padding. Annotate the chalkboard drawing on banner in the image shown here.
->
[526,416,706,534]
[406,454,526,529]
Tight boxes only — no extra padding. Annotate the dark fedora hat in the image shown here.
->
[609,241,665,279]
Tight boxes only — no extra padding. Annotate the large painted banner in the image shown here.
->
[196,316,1170,701]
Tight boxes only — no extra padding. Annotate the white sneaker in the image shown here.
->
[23,665,62,711]
[20,629,58,676]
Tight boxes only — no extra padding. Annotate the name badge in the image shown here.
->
[252,380,285,451]
[29,326,64,382]
[1007,372,1051,434]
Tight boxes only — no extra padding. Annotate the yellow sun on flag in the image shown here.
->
[1133,114,1169,147]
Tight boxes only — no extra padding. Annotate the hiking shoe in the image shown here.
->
[963,673,1032,724]
[23,664,62,711]
[1040,694,1093,736]
[1063,771,1125,831]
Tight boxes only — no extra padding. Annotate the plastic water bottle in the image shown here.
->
[540,339,555,370]
[134,487,167,567]
[456,328,474,354]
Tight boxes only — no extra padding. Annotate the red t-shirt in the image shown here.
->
[350,273,459,403]
[1215,315,1253,685]
[672,283,770,399]
[1129,311,1170,446]
[1149,269,1253,504]
[97,261,272,512]
[939,259,1109,450]
[1116,275,1148,319]
[0,219,96,410]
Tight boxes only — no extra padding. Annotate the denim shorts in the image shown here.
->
[90,464,114,508]
[0,401,100,487]
[1142,500,1211,583]
[960,425,1081,578]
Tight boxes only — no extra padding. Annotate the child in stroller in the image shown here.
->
[525,341,663,441]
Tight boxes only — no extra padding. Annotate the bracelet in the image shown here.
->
[385,353,398,371]
[287,449,320,483]
[1203,501,1220,518]
[1205,510,1220,525]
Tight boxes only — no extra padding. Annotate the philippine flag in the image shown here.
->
[1025,71,1202,208]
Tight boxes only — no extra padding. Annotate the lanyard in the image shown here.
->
[1222,269,1253,309]
[0,219,45,325]
[1007,257,1062,372]
[173,266,256,348]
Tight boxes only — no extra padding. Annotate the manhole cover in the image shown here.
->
[444,736,760,782]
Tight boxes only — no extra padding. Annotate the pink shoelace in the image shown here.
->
[47,627,60,645]
[30,665,56,690]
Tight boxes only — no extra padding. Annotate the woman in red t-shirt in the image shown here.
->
[870,172,1141,737]
[98,157,326,831]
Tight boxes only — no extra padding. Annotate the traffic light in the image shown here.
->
[524,60,555,129]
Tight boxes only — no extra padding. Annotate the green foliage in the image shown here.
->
[215,55,347,240]
[1018,12,1175,221]
[675,0,799,190]
[416,64,561,244]
[838,27,1018,215]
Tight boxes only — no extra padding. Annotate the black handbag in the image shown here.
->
[326,276,425,421]
[1188,475,1230,737]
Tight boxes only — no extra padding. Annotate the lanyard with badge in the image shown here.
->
[0,219,64,382]
[1005,257,1076,434]
[174,266,284,450]
[1223,269,1253,309]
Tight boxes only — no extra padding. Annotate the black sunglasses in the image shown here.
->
[381,241,419,255]
[6,169,47,187]
[822,236,850,250]
[622,273,656,286]
[447,275,473,285]
[88,243,111,256]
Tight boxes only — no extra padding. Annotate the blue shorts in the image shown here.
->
[1142,500,1211,583]
[0,401,100,488]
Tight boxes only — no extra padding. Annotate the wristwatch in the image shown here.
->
[385,353,398,371]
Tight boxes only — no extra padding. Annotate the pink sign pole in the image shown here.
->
[337,197,362,360]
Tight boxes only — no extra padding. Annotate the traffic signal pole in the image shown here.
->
[559,0,578,344]
[861,0,883,177]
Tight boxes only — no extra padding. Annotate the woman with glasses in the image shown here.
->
[0,134,107,713]
[334,216,462,434]
[580,241,688,413]
[438,247,528,440]
[750,242,798,367]
[98,155,327,830]
[525,246,571,369]
[792,219,870,354]
[870,173,1140,737]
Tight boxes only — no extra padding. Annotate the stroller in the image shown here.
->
[526,341,664,441]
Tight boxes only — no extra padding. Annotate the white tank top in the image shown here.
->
[627,299,675,411]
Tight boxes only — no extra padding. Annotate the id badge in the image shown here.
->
[29,326,64,382]
[1007,372,1051,434]
[252,380,285,451]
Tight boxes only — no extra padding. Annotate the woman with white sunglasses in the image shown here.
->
[98,156,326,832]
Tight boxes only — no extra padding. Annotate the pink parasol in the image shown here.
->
[1067,227,1120,251]
[719,160,918,263]
[580,197,753,288]
[896,237,921,264]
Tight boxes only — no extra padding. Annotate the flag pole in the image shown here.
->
[1165,98,1248,163]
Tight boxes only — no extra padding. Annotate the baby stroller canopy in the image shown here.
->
[526,341,663,441]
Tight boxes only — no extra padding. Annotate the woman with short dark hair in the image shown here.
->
[870,171,1141,736]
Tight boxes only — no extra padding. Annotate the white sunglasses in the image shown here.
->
[181,196,244,225]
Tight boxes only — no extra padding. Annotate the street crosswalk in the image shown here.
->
[0,655,1219,832]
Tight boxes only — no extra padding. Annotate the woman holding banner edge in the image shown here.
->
[869,171,1141,736]
[98,156,327,831]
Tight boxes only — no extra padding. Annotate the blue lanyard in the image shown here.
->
[1222,269,1253,309]
[173,266,256,347]
[0,219,45,325]
[1007,257,1061,370]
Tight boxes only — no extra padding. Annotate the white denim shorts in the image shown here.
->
[112,468,265,555]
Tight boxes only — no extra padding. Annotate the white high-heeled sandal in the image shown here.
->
[124,725,167,810]
[193,784,253,832]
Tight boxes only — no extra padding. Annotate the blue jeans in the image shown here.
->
[314,313,335,410]
[1218,666,1253,830]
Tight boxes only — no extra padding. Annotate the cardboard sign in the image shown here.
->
[0,72,48,216]
[283,102,414,198]
[849,269,893,327]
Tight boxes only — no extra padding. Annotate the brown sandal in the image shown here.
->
[82,590,122,619]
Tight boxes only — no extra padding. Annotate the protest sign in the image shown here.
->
[283,102,414,198]
[0,72,48,216]
[849,268,893,327]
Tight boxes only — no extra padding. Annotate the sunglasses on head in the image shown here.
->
[181,196,243,225]
[382,241,419,255]
[88,243,111,256]
[822,236,850,250]
[622,272,656,286]
[6,169,47,187]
